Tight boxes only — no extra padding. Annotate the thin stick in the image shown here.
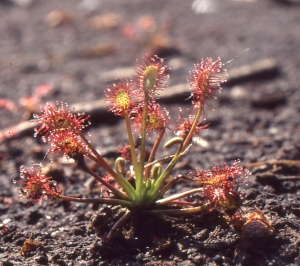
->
[156,187,204,205]
[106,210,131,239]
[143,203,210,215]
[246,159,300,168]
[58,195,133,208]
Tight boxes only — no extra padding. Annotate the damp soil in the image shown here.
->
[0,0,300,265]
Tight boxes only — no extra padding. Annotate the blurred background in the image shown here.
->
[0,0,299,129]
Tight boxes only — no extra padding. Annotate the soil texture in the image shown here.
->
[0,0,300,265]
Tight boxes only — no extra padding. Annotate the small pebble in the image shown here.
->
[45,10,72,27]
[88,14,118,30]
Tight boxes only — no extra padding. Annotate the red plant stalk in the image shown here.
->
[14,54,253,239]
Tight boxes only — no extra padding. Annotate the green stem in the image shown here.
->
[157,175,181,198]
[114,158,137,200]
[149,138,183,198]
[124,113,139,176]
[156,187,204,205]
[136,93,149,193]
[144,155,175,169]
[145,129,165,179]
[78,130,136,201]
[78,131,119,179]
[58,194,133,208]
[78,160,130,201]
[143,203,210,215]
[150,163,162,181]
[182,106,203,150]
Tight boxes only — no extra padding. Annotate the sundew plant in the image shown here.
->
[16,54,251,238]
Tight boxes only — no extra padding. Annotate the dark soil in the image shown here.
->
[0,0,300,265]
